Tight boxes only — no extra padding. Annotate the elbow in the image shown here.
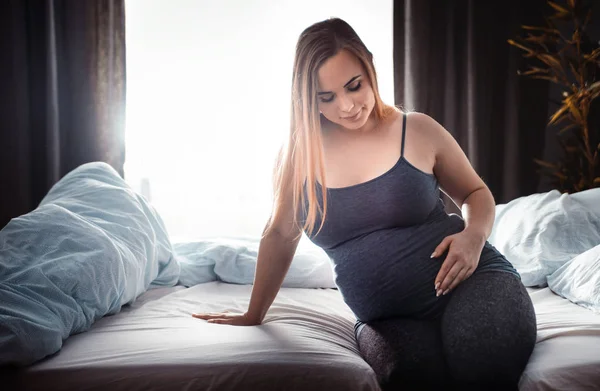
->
[263,222,302,244]
[460,185,492,207]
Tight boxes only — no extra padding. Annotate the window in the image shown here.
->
[125,0,393,241]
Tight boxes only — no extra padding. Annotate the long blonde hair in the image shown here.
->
[266,18,397,238]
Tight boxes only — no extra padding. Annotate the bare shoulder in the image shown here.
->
[405,111,442,133]
[405,111,454,149]
[394,111,440,174]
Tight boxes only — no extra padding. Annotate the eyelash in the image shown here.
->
[320,81,362,103]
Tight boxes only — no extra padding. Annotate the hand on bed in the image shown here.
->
[192,311,262,326]
[431,229,486,297]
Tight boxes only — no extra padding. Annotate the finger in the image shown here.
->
[431,235,453,258]
[438,261,463,295]
[434,254,457,290]
[465,268,475,280]
[446,267,470,294]
[192,313,212,319]
[192,313,226,319]
[207,318,231,324]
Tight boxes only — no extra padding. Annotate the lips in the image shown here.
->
[343,109,362,120]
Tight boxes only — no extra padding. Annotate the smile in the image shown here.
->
[343,109,362,121]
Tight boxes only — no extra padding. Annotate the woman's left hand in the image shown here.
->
[431,229,486,297]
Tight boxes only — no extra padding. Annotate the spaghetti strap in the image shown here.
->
[400,112,407,157]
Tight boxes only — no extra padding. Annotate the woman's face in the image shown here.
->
[316,49,376,131]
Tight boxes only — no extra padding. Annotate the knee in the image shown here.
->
[446,352,517,386]
[357,325,411,387]
[443,330,536,386]
[357,323,451,389]
[441,274,538,385]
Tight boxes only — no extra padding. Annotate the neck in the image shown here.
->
[336,111,379,136]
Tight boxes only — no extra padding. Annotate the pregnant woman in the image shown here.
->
[193,17,537,391]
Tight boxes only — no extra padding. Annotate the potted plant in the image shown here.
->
[508,0,600,192]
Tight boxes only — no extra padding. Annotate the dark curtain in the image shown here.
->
[0,0,126,229]
[393,0,551,209]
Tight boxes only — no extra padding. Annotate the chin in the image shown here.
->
[343,119,367,130]
[343,108,373,131]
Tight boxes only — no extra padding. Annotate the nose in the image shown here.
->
[338,94,354,114]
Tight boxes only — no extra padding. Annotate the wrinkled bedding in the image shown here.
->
[519,287,600,391]
[0,163,180,365]
[7,283,380,391]
[2,160,600,391]
[0,163,337,366]
[488,189,600,287]
[5,283,599,391]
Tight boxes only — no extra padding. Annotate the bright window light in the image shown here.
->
[124,0,393,242]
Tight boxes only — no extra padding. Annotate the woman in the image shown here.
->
[193,17,537,390]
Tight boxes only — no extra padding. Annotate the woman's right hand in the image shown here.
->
[191,311,262,326]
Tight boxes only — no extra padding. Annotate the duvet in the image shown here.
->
[0,163,180,365]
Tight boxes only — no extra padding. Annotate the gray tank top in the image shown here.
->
[300,113,519,323]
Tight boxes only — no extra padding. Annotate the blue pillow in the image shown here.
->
[547,244,600,314]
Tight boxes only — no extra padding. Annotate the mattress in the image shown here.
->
[519,287,600,391]
[5,283,600,391]
[7,282,380,391]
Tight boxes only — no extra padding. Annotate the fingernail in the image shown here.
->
[443,289,449,296]
[436,290,441,297]
[435,282,440,290]
[430,252,436,258]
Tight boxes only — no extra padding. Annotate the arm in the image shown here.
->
[193,219,301,326]
[411,113,495,295]
[432,120,496,242]
[244,224,302,324]
[458,187,495,243]
[193,173,302,325]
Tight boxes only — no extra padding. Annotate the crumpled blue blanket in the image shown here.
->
[0,162,180,366]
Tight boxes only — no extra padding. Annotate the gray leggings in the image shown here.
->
[356,271,537,391]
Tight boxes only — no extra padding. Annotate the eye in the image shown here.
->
[348,81,361,92]
[320,95,334,103]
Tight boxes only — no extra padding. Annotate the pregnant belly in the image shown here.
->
[328,215,465,322]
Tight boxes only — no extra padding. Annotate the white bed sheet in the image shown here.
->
[520,287,600,391]
[8,283,600,391]
[11,282,380,391]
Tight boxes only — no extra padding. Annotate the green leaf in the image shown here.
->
[588,81,600,92]
[568,61,581,82]
[507,39,534,54]
[538,53,563,69]
[558,123,577,134]
[583,48,600,62]
[550,104,570,125]
[548,1,569,14]
[521,25,560,34]
[521,67,549,76]
[565,96,584,123]
[534,158,559,169]
[553,171,568,180]
[530,75,561,83]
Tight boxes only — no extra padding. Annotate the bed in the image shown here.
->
[1,162,600,391]
[3,281,598,391]
[521,287,600,390]
[7,282,378,391]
